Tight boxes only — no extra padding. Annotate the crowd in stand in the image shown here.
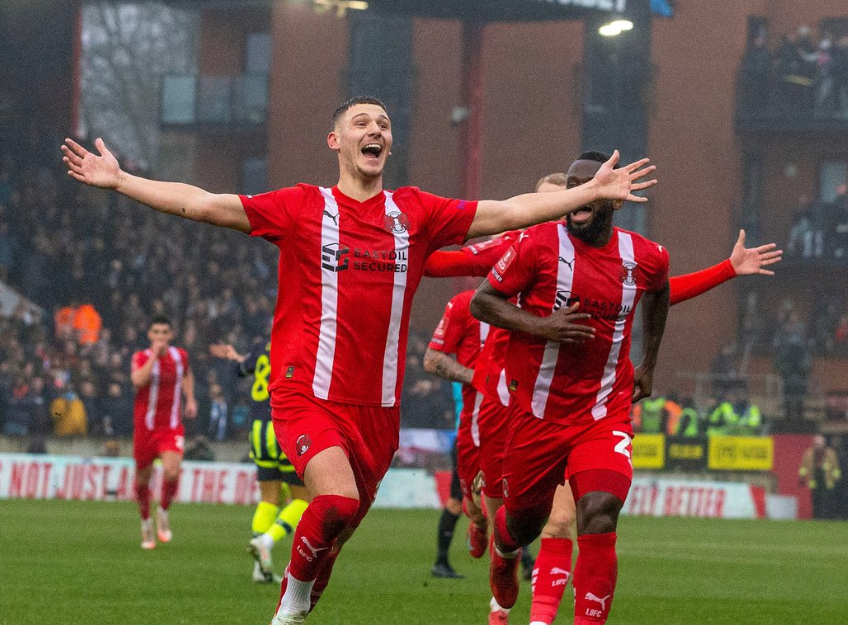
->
[787,187,848,264]
[0,132,461,442]
[739,24,848,118]
[631,387,764,438]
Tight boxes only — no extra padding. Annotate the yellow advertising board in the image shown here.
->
[631,434,665,469]
[707,436,773,471]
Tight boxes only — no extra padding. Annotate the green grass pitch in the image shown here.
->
[1,499,846,624]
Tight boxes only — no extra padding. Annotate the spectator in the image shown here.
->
[740,34,771,110]
[50,386,87,437]
[73,303,102,346]
[710,343,738,396]
[3,376,33,435]
[632,395,667,434]
[799,434,842,519]
[672,397,701,437]
[79,379,102,435]
[774,310,812,422]
[98,381,133,437]
[707,383,762,436]
[208,383,228,442]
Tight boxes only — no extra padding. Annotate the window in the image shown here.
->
[746,16,768,48]
[242,157,268,196]
[819,162,848,203]
[245,33,272,75]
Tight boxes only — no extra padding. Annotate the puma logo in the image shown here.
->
[558,256,574,270]
[551,567,570,576]
[585,592,611,613]
[300,536,329,559]
[323,209,340,225]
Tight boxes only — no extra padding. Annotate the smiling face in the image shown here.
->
[565,159,616,245]
[328,103,393,182]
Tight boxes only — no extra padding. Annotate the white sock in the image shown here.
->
[260,533,275,550]
[489,596,510,614]
[277,571,314,615]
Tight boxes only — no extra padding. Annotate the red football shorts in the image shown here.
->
[133,425,185,471]
[272,391,400,522]
[500,402,634,515]
[477,395,509,500]
[455,413,480,501]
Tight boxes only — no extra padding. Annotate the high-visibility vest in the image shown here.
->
[54,306,76,339]
[636,397,666,433]
[674,407,700,437]
[664,400,683,435]
[73,304,102,345]
[799,447,842,490]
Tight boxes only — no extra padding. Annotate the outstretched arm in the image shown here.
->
[669,230,783,306]
[62,138,250,233]
[466,151,656,239]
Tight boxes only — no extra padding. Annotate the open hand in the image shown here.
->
[593,150,658,204]
[729,229,783,276]
[61,137,122,189]
[538,302,595,344]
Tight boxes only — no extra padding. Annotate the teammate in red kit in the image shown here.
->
[471,151,671,624]
[130,315,197,549]
[431,169,781,624]
[424,290,489,579]
[62,97,656,624]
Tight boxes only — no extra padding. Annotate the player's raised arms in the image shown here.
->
[467,151,656,239]
[62,138,250,233]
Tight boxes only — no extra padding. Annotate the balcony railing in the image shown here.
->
[161,73,268,130]
[735,67,848,133]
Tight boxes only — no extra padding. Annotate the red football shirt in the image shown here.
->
[428,290,489,441]
[241,184,477,408]
[132,347,190,431]
[471,325,512,407]
[488,224,669,425]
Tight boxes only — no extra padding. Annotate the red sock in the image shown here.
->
[310,544,341,611]
[135,482,151,520]
[494,506,520,553]
[288,495,359,583]
[573,533,617,624]
[530,537,573,624]
[160,479,179,511]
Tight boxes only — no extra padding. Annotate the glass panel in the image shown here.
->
[242,157,268,196]
[820,162,848,202]
[162,75,196,124]
[245,33,272,74]
[197,76,232,123]
[232,75,268,124]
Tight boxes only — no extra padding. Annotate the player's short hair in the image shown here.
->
[332,96,389,128]
[535,172,567,191]
[576,150,619,168]
[149,315,172,329]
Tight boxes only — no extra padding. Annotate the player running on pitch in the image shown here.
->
[426,166,781,624]
[211,340,310,584]
[62,97,656,624]
[131,315,197,549]
[471,151,671,624]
